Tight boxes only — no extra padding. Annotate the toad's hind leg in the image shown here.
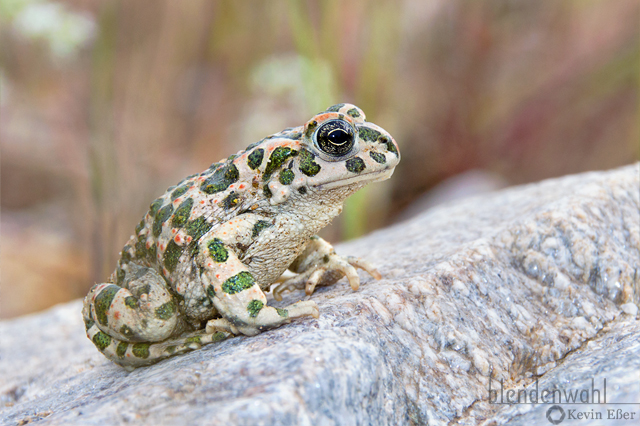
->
[84,321,233,369]
[82,264,180,347]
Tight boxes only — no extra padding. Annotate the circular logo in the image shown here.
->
[546,405,565,424]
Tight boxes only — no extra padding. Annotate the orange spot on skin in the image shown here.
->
[239,184,245,189]
[114,311,121,320]
[200,200,205,204]
[313,113,334,122]
[175,235,181,243]
[172,229,177,234]
[216,274,220,279]
[186,236,193,243]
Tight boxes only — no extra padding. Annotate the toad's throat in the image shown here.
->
[313,168,395,190]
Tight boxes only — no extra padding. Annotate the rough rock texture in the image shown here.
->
[1,164,639,426]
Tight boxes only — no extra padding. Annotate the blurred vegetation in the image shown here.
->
[1,0,638,318]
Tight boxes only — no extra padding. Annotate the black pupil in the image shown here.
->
[327,129,350,145]
[317,121,354,156]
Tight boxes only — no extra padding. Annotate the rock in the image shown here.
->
[1,164,638,426]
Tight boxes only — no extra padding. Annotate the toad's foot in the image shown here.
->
[272,253,381,302]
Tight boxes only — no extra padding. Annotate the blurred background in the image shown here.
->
[1,0,638,319]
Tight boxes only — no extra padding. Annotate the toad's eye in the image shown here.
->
[315,120,355,157]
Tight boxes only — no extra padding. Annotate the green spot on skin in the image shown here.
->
[247,300,264,318]
[153,204,174,237]
[172,198,194,228]
[116,342,128,358]
[171,184,189,200]
[202,162,222,175]
[206,285,215,298]
[84,317,95,331]
[135,220,145,235]
[346,108,361,118]
[299,149,321,177]
[212,331,227,342]
[92,331,112,351]
[263,185,272,198]
[163,240,183,273]
[135,238,148,259]
[166,345,176,354]
[276,308,289,318]
[207,238,229,262]
[120,324,134,337]
[345,157,366,174]
[222,271,256,294]
[185,336,201,345]
[155,301,176,320]
[369,151,386,164]
[149,198,164,216]
[358,127,381,142]
[132,342,151,359]
[247,148,265,170]
[252,220,273,238]
[200,163,239,194]
[279,169,295,185]
[380,136,398,156]
[148,244,157,261]
[263,147,298,181]
[185,216,212,240]
[326,103,345,112]
[94,285,120,326]
[298,186,307,194]
[222,191,241,210]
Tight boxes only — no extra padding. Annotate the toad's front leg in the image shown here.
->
[272,236,381,301]
[199,216,318,337]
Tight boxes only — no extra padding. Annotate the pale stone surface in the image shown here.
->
[1,164,638,425]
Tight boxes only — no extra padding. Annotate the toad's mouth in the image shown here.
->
[313,167,395,190]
